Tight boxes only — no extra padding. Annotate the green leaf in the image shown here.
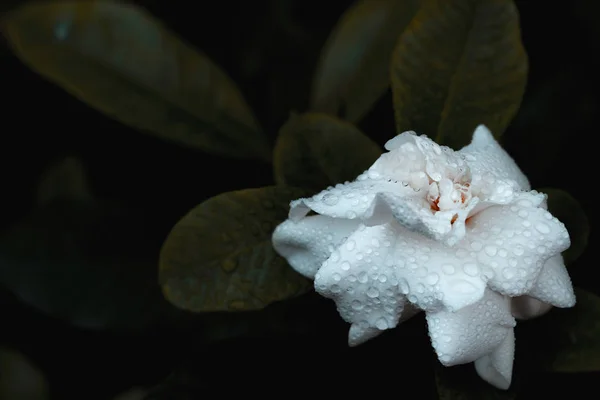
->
[538,188,589,266]
[0,200,172,332]
[0,346,49,400]
[391,0,527,149]
[435,363,516,400]
[2,1,270,161]
[0,157,173,331]
[524,288,600,373]
[310,0,421,123]
[273,112,381,192]
[159,186,312,312]
[36,156,93,205]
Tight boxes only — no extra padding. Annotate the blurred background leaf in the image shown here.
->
[0,346,49,400]
[0,156,176,332]
[35,156,93,204]
[273,112,381,192]
[435,362,517,399]
[519,288,600,373]
[159,186,312,312]
[310,0,420,123]
[2,0,270,161]
[538,187,589,266]
[391,0,527,148]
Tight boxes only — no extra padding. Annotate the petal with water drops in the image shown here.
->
[467,192,570,296]
[426,288,515,368]
[272,215,359,279]
[313,223,413,346]
[525,254,575,308]
[384,221,487,312]
[459,125,530,191]
[474,327,515,390]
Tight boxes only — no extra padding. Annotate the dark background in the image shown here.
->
[0,0,598,398]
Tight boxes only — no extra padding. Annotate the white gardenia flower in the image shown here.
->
[272,125,575,390]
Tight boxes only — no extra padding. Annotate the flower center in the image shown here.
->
[426,178,472,223]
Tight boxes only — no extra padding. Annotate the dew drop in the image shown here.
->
[323,194,339,206]
[442,264,456,275]
[484,245,498,257]
[366,287,380,298]
[351,300,363,310]
[346,240,356,251]
[471,241,483,251]
[535,223,551,234]
[399,280,410,294]
[358,271,368,283]
[341,261,351,271]
[375,318,389,330]
[426,273,440,285]
[502,268,515,279]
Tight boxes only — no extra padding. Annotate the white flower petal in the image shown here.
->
[459,125,530,191]
[272,215,359,279]
[467,193,570,296]
[474,327,515,390]
[385,221,486,312]
[313,224,414,346]
[511,296,553,320]
[526,254,576,308]
[289,178,414,221]
[426,288,515,367]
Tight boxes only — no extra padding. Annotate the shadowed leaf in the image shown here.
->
[0,157,173,331]
[159,186,312,312]
[391,0,527,148]
[538,188,589,266]
[2,1,269,160]
[0,200,171,331]
[310,0,421,122]
[273,112,381,192]
[0,346,49,400]
[36,156,93,205]
[524,288,600,373]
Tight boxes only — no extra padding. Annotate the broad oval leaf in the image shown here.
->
[159,186,312,312]
[310,0,421,123]
[273,112,381,192]
[538,188,589,266]
[391,0,527,148]
[2,1,270,160]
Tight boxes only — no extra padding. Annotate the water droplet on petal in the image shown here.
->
[358,271,368,283]
[366,287,379,298]
[375,317,388,330]
[484,245,498,257]
[323,194,338,206]
[442,264,456,275]
[535,222,551,234]
[351,300,363,310]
